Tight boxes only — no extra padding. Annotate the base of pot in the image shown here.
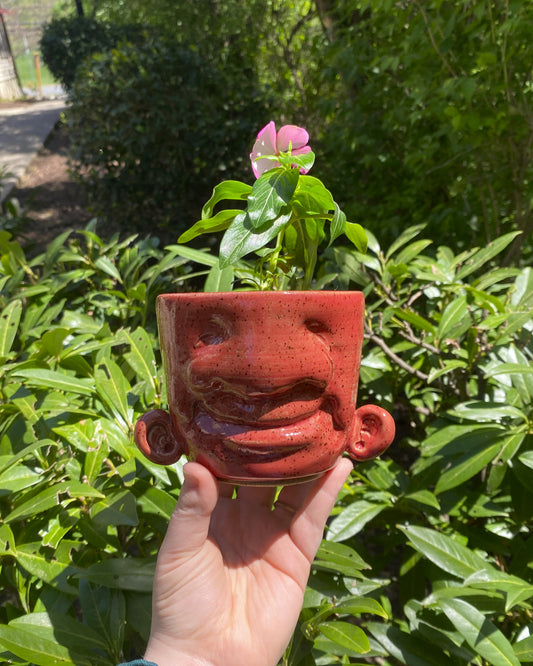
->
[215,469,330,487]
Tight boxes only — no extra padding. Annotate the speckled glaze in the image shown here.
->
[135,291,395,485]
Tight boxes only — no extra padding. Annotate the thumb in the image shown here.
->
[160,462,219,559]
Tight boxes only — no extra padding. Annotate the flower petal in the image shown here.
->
[250,121,278,178]
[276,125,309,153]
[252,157,281,179]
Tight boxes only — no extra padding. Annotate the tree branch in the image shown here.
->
[365,323,429,381]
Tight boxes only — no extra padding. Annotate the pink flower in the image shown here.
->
[250,121,312,178]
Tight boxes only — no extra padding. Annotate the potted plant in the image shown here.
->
[135,122,395,484]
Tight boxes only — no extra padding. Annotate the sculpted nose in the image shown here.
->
[190,321,333,391]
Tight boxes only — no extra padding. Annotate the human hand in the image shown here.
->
[144,457,353,666]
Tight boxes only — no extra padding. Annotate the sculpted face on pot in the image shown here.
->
[135,292,395,484]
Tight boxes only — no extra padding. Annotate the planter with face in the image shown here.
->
[134,291,395,485]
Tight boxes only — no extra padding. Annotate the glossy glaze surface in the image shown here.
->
[135,291,395,484]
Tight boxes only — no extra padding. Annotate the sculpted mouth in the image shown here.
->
[193,379,327,427]
[192,404,342,460]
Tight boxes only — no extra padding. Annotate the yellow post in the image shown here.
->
[33,52,42,98]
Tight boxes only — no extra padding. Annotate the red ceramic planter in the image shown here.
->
[135,291,395,485]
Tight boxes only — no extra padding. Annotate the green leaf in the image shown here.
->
[314,540,370,576]
[0,612,109,666]
[280,149,315,173]
[367,622,454,665]
[427,360,468,383]
[135,481,176,521]
[200,179,252,219]
[385,223,427,259]
[435,440,501,494]
[247,166,299,229]
[79,580,125,658]
[318,621,370,653]
[328,202,346,246]
[10,368,95,396]
[485,363,533,378]
[94,358,132,429]
[438,597,520,666]
[513,634,533,662]
[394,239,433,265]
[125,591,152,643]
[398,525,491,579]
[76,558,156,592]
[41,511,78,549]
[0,463,41,495]
[455,232,522,280]
[498,431,525,465]
[219,208,292,267]
[0,299,22,358]
[0,439,57,477]
[393,307,436,334]
[421,424,506,458]
[335,597,389,619]
[403,489,441,511]
[6,481,104,523]
[40,327,70,357]
[119,327,157,394]
[511,267,533,308]
[0,622,77,665]
[165,245,219,267]
[519,451,533,470]
[94,255,122,282]
[448,401,526,423]
[327,500,389,542]
[90,489,139,527]
[344,221,368,253]
[204,262,234,292]
[178,209,242,243]
[0,523,15,554]
[436,295,469,343]
[54,420,99,454]
[464,569,533,611]
[14,543,80,594]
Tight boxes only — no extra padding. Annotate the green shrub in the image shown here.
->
[0,223,531,664]
[0,224,210,663]
[66,37,270,235]
[309,1,533,264]
[39,16,147,90]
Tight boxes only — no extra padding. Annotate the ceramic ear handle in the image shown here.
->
[134,409,186,465]
[347,404,395,461]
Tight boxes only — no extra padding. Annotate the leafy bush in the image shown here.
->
[39,16,147,90]
[66,37,270,235]
[310,1,533,264]
[0,223,531,664]
[0,224,209,663]
[299,226,533,664]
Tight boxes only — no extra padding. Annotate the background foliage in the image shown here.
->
[65,33,270,233]
[0,202,531,663]
[3,0,532,663]
[39,16,146,90]
[41,0,533,264]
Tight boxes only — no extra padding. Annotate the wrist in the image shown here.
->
[145,636,215,666]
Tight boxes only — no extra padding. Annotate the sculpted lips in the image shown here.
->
[188,379,344,460]
[193,379,328,427]
[193,407,341,460]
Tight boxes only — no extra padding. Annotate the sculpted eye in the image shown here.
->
[194,315,230,348]
[305,319,331,338]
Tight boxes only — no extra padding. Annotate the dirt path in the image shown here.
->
[6,122,94,251]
